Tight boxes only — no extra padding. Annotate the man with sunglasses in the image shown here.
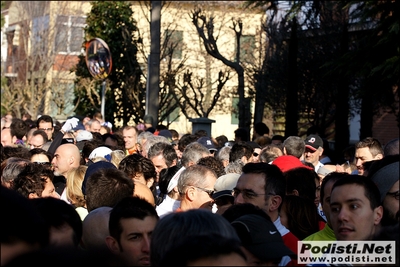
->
[176,165,217,212]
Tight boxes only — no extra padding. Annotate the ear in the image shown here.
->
[12,136,17,144]
[269,195,282,212]
[146,178,154,188]
[373,206,383,225]
[186,186,196,202]
[291,189,299,196]
[28,193,38,199]
[283,147,287,155]
[375,154,383,160]
[105,236,120,254]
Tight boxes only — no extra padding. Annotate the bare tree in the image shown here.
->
[2,1,86,119]
[191,8,249,130]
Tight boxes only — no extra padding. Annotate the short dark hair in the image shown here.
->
[331,174,381,210]
[11,118,29,139]
[319,172,348,204]
[85,168,134,212]
[108,196,158,243]
[241,162,286,205]
[36,115,54,126]
[118,153,157,182]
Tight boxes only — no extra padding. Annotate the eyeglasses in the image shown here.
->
[232,188,275,200]
[29,143,44,148]
[33,162,51,166]
[192,186,215,197]
[253,152,259,157]
[386,190,399,200]
[38,128,53,131]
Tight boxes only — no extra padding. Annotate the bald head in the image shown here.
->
[133,181,156,206]
[51,144,81,176]
[81,206,112,251]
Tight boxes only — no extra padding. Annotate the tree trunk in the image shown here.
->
[285,18,299,137]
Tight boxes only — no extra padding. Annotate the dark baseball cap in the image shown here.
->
[304,134,323,151]
[197,136,217,151]
[231,214,296,261]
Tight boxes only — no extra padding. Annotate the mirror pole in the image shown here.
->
[101,80,106,120]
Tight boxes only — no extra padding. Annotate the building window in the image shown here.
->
[239,35,256,64]
[163,30,183,59]
[32,15,50,54]
[55,15,86,54]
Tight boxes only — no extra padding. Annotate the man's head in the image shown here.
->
[180,142,210,167]
[28,130,48,150]
[85,167,135,212]
[329,175,383,240]
[303,134,324,167]
[12,163,59,199]
[229,142,254,164]
[51,144,81,176]
[122,126,138,151]
[1,128,14,147]
[233,162,285,221]
[10,118,29,141]
[369,156,399,226]
[355,137,384,175]
[283,136,305,159]
[118,153,157,187]
[105,196,159,266]
[147,142,177,180]
[85,119,101,133]
[319,172,349,226]
[177,165,217,211]
[37,115,54,141]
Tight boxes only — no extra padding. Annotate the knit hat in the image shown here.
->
[305,134,323,151]
[370,161,399,202]
[82,161,116,195]
[231,214,296,261]
[272,155,313,173]
[76,130,93,142]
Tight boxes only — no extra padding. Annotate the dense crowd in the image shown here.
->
[1,112,399,266]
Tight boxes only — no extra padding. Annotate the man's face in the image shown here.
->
[304,147,322,166]
[41,179,60,199]
[52,146,72,176]
[29,134,45,149]
[191,173,217,211]
[90,121,101,133]
[116,216,158,266]
[322,180,336,225]
[1,128,14,147]
[234,173,270,215]
[329,184,382,240]
[150,154,168,181]
[38,121,54,140]
[355,147,377,176]
[382,180,399,226]
[123,128,137,150]
[252,148,261,163]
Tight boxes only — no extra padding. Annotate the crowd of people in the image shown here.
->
[1,111,399,266]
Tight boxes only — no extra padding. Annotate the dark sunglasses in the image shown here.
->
[253,152,259,157]
[34,162,51,166]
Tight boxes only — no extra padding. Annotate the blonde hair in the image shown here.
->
[66,165,88,208]
[110,149,126,167]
